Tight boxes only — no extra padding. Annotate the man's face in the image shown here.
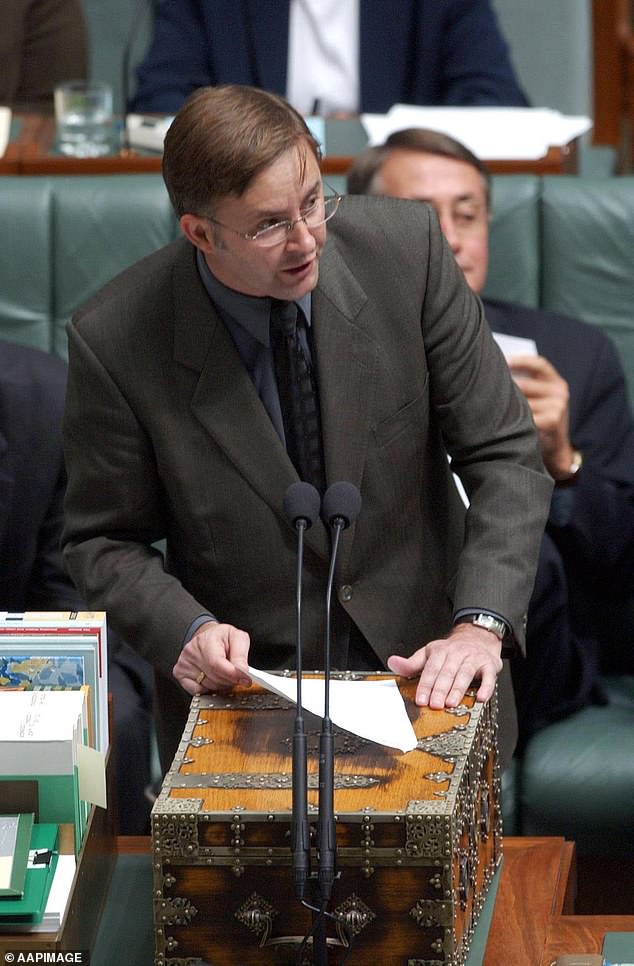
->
[373,149,490,295]
[188,146,326,301]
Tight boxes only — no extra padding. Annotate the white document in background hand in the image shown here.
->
[247,667,418,753]
[492,332,538,360]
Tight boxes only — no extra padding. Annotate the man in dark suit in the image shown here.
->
[62,84,552,774]
[130,0,527,115]
[346,127,634,744]
[0,339,153,834]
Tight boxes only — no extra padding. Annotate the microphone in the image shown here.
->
[317,481,362,904]
[283,481,321,900]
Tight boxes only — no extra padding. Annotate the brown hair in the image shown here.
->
[346,127,491,208]
[162,84,322,218]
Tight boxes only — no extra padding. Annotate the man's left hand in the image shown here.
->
[387,623,503,708]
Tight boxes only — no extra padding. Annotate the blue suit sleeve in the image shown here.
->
[438,0,529,106]
[130,0,213,113]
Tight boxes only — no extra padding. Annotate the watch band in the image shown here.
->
[457,612,508,641]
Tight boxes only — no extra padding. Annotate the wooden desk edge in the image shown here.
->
[484,837,576,966]
[2,114,579,176]
[542,915,634,963]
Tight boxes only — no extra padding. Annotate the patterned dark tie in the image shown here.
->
[270,299,326,495]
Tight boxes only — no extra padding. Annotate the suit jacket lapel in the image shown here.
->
[312,238,376,569]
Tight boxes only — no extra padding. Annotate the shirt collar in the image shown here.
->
[196,249,312,347]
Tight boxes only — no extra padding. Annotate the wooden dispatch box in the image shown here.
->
[151,674,502,966]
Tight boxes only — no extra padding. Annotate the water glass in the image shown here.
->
[54,81,114,158]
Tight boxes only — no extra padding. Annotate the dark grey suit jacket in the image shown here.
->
[62,196,552,770]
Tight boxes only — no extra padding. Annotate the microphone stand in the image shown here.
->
[312,521,340,966]
[291,515,311,900]
[283,483,320,903]
[316,520,339,904]
[313,482,362,966]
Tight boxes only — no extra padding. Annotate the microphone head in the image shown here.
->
[283,482,321,530]
[323,481,362,529]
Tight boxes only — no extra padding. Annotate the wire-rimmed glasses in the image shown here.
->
[204,189,341,247]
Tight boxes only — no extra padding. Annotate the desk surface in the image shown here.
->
[94,836,581,966]
[542,916,634,965]
[1,114,578,177]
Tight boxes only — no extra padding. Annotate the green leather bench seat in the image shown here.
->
[520,677,634,853]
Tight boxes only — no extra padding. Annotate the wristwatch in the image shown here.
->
[458,613,508,641]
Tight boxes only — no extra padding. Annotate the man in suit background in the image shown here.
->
[346,127,634,745]
[0,0,88,113]
[0,338,153,834]
[130,0,528,115]
[62,84,551,774]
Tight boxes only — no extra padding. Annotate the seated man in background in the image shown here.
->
[0,338,153,834]
[347,128,634,747]
[0,0,88,113]
[130,0,528,115]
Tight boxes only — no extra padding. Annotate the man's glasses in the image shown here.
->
[205,190,341,248]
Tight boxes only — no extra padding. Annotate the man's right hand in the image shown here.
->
[173,620,252,695]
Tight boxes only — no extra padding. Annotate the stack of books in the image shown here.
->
[0,688,105,854]
[0,611,109,754]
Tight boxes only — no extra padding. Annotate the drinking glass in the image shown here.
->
[54,81,114,158]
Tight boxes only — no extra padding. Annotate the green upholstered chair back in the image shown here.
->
[82,0,155,114]
[1,172,633,407]
[0,178,53,351]
[0,175,178,358]
[541,176,634,405]
[486,175,634,406]
[485,175,540,308]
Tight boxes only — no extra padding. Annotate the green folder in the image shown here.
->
[0,823,58,924]
[0,813,34,897]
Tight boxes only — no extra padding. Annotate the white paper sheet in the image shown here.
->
[247,666,418,753]
[361,106,592,161]
[492,332,538,360]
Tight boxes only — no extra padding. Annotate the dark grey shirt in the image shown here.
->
[196,248,313,447]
